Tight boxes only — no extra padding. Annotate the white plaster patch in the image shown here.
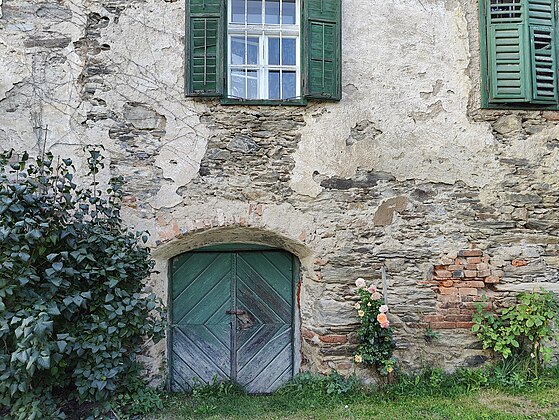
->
[98,0,207,209]
[291,0,498,197]
[0,40,30,101]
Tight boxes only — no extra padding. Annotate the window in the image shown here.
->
[185,0,341,104]
[228,0,300,100]
[480,0,559,108]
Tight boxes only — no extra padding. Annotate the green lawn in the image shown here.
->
[148,385,559,419]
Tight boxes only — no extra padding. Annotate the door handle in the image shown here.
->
[226,309,247,315]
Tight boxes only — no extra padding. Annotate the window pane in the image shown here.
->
[247,37,259,64]
[247,70,259,99]
[282,71,296,99]
[231,0,245,23]
[265,0,280,24]
[231,37,245,65]
[247,0,262,24]
[231,70,246,98]
[282,38,296,65]
[268,38,280,65]
[269,71,280,99]
[282,0,296,24]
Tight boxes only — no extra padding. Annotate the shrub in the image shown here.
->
[472,290,559,377]
[0,149,165,418]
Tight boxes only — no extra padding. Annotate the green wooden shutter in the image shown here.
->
[304,0,342,101]
[186,0,224,97]
[486,0,531,102]
[528,0,558,103]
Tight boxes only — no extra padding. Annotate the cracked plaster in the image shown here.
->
[3,0,559,378]
[291,0,498,198]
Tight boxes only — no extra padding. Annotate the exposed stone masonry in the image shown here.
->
[2,0,559,382]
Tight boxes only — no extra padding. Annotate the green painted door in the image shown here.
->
[170,248,296,393]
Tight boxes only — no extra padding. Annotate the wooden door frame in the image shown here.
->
[167,243,301,391]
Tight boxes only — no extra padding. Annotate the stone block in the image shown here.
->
[424,315,444,322]
[441,280,454,287]
[543,111,559,121]
[319,335,348,344]
[512,259,528,267]
[459,288,478,296]
[435,269,452,278]
[439,286,457,295]
[493,115,522,134]
[452,270,464,278]
[456,322,475,329]
[444,314,473,322]
[458,249,483,257]
[477,269,491,277]
[458,281,485,288]
[430,322,457,329]
[484,276,500,284]
[464,270,477,277]
[466,257,481,264]
[440,293,460,303]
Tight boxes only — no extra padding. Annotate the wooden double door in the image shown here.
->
[170,247,298,393]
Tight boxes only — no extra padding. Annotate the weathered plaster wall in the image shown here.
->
[2,0,559,381]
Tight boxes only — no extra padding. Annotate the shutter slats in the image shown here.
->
[487,23,530,101]
[530,24,558,101]
[304,0,341,101]
[186,0,224,97]
[489,0,523,23]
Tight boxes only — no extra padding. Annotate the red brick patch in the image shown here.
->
[426,248,501,329]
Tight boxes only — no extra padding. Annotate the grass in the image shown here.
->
[146,369,559,419]
[148,387,559,419]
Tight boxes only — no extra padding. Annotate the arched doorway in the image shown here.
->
[169,243,300,393]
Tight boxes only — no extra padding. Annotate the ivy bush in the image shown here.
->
[472,289,559,377]
[353,278,397,377]
[0,149,165,419]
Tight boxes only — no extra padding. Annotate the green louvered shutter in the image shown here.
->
[304,0,342,101]
[528,0,558,103]
[486,0,531,102]
[186,0,224,97]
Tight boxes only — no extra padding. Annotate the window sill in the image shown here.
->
[219,98,308,106]
[481,102,559,111]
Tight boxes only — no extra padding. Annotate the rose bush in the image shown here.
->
[353,278,397,376]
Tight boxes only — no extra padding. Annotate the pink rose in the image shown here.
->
[380,321,390,329]
[355,278,366,289]
[367,284,377,293]
[376,313,388,324]
[371,292,381,300]
[379,305,389,313]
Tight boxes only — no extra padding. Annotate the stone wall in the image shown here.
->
[1,0,559,381]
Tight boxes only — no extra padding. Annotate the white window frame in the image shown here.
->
[227,0,301,100]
